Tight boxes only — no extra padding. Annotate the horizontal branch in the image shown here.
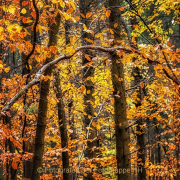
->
[0,45,178,120]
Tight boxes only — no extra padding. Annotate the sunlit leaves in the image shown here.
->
[4,67,10,73]
[102,7,106,11]
[119,7,125,11]
[22,1,29,6]
[140,82,144,88]
[2,5,16,14]
[96,124,101,130]
[66,8,73,14]
[0,26,3,33]
[85,54,91,61]
[11,161,18,170]
[83,24,88,31]
[105,10,111,18]
[59,0,65,8]
[81,85,86,95]
[86,12,92,18]
[80,13,86,18]
[110,98,115,105]
[21,8,27,14]
[7,24,22,33]
[169,28,173,34]
[114,23,118,28]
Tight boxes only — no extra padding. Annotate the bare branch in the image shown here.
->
[0,45,178,120]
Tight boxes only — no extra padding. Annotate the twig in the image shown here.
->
[74,100,108,180]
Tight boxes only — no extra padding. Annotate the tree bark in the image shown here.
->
[53,68,70,180]
[132,67,146,180]
[20,0,34,178]
[108,1,130,180]
[79,1,97,179]
[31,7,61,180]
[130,13,146,180]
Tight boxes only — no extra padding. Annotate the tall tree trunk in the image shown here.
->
[79,1,97,179]
[108,1,130,180]
[130,14,146,180]
[20,0,34,178]
[53,69,70,180]
[132,67,146,180]
[64,11,77,179]
[0,40,3,180]
[31,6,61,180]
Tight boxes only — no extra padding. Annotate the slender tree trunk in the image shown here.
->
[53,68,70,180]
[19,0,34,178]
[0,41,3,180]
[108,1,130,179]
[175,130,180,180]
[125,9,147,179]
[64,11,77,179]
[79,1,97,179]
[31,7,61,180]
[132,67,146,180]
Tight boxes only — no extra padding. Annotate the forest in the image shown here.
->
[0,0,180,180]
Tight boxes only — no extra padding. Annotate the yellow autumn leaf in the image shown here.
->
[89,100,94,105]
[59,0,65,8]
[140,82,144,88]
[91,77,95,83]
[110,29,114,34]
[0,64,3,68]
[119,7,125,11]
[4,67,10,73]
[12,161,17,170]
[111,98,115,105]
[85,54,91,61]
[84,38,94,43]
[83,24,88,31]
[92,122,96,127]
[94,112,97,116]
[102,7,106,11]
[21,8,27,14]
[114,23,118,28]
[63,13,70,20]
[52,0,57,3]
[7,24,22,33]
[70,1,76,10]
[0,27,4,33]
[66,8,73,14]
[169,28,173,34]
[118,78,123,81]
[96,124,101,130]
[8,5,16,14]
[80,13,86,18]
[87,90,91,94]
[154,66,157,71]
[81,85,86,94]
[86,12,92,18]
[13,103,19,108]
[106,10,111,17]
